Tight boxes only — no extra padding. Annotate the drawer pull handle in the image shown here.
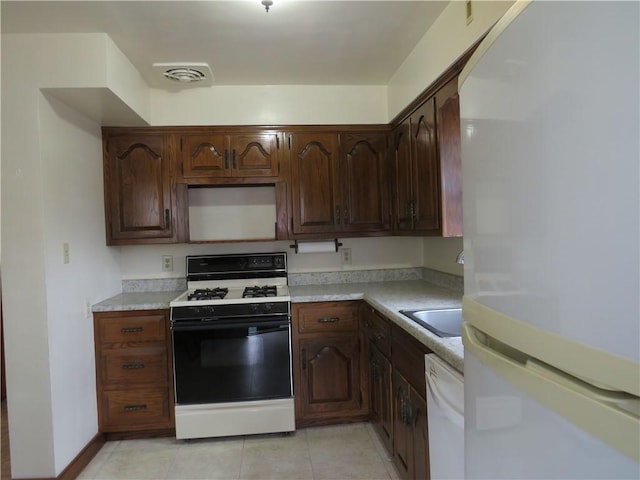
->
[122,363,145,370]
[120,327,144,334]
[302,349,307,370]
[317,317,340,323]
[124,404,147,411]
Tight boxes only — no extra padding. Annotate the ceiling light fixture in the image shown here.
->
[261,0,273,12]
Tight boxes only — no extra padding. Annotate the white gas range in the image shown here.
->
[169,279,290,308]
[169,252,294,440]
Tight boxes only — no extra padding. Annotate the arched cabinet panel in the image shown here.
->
[103,131,182,244]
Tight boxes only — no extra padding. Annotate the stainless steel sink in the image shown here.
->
[399,308,463,337]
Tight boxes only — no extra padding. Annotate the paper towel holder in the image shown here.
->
[289,239,342,254]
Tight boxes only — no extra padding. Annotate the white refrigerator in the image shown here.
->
[459,1,639,478]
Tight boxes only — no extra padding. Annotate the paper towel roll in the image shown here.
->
[295,240,337,254]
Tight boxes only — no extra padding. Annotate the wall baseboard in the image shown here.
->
[58,432,105,480]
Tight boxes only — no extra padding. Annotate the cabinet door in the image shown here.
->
[411,98,440,232]
[104,133,174,242]
[340,132,390,233]
[230,133,280,177]
[393,119,413,232]
[435,76,463,237]
[298,336,362,417]
[370,344,393,455]
[289,133,341,234]
[180,134,230,178]
[393,369,413,480]
[411,387,430,480]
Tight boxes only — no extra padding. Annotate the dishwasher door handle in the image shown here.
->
[426,371,464,428]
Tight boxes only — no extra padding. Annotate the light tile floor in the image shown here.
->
[78,423,400,480]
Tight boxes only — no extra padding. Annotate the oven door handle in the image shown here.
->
[171,317,290,332]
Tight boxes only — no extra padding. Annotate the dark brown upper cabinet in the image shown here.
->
[288,129,390,238]
[102,130,186,245]
[289,132,341,235]
[434,76,463,237]
[179,131,281,182]
[392,75,463,237]
[340,132,391,233]
[393,98,440,235]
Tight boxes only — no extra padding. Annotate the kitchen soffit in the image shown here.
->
[0,0,448,87]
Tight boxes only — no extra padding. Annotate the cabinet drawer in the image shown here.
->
[362,305,391,357]
[96,313,167,344]
[101,346,169,385]
[296,302,359,334]
[101,388,172,430]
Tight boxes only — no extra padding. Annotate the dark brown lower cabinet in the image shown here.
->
[369,344,393,453]
[292,301,367,427]
[393,370,429,480]
[93,310,174,435]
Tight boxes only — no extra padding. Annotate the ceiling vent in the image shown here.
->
[152,62,214,87]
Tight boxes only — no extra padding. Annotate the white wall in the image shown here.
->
[119,236,424,279]
[150,85,388,125]
[1,34,123,478]
[40,93,122,473]
[423,237,464,276]
[387,0,514,119]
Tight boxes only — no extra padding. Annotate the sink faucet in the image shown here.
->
[456,251,464,265]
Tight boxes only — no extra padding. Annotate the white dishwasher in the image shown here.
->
[424,353,464,480]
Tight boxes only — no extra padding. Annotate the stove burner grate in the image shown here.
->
[243,285,278,298]
[188,288,229,301]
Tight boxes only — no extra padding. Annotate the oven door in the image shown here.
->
[171,316,292,405]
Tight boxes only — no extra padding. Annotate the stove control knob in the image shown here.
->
[263,303,272,313]
[250,304,260,313]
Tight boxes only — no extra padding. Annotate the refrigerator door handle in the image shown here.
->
[463,323,640,463]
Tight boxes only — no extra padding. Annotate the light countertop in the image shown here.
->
[289,280,463,373]
[92,291,184,312]
[93,280,464,373]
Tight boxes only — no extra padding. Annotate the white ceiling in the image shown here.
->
[1,1,449,88]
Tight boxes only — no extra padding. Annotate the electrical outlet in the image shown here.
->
[162,255,173,272]
[341,248,352,265]
[63,242,70,264]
